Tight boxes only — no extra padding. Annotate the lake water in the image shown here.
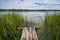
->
[0,11,60,23]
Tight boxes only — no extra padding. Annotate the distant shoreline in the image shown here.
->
[0,9,60,12]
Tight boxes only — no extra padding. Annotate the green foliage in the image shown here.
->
[0,11,60,40]
[44,13,60,40]
[0,13,24,40]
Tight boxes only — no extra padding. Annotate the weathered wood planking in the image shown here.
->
[21,27,38,40]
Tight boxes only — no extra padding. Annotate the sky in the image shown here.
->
[0,0,60,10]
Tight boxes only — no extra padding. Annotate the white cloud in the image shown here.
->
[0,0,60,9]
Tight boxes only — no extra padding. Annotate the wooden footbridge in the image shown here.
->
[21,27,38,40]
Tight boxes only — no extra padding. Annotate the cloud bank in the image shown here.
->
[0,0,60,9]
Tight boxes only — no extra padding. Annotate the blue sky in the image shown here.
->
[0,0,60,9]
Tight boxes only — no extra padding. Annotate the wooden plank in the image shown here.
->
[21,27,38,40]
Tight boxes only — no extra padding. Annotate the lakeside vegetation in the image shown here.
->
[0,9,60,12]
[43,13,60,40]
[0,11,60,40]
[0,13,24,40]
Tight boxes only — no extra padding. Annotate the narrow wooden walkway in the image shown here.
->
[21,27,38,40]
